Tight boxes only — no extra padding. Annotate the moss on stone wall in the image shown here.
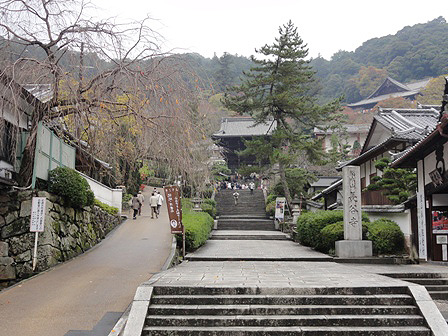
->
[0,190,121,285]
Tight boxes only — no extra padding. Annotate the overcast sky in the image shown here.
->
[94,0,448,60]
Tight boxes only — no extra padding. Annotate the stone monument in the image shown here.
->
[335,165,373,258]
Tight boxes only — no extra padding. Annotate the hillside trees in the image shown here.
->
[223,21,341,206]
[418,75,448,104]
[311,16,448,104]
[0,0,209,190]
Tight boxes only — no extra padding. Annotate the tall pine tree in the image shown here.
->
[223,21,341,206]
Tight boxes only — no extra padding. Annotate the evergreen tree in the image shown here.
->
[223,21,341,206]
[366,158,416,204]
[215,52,234,91]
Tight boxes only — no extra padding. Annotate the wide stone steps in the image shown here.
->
[211,230,289,240]
[216,190,266,218]
[217,219,275,231]
[384,273,448,300]
[145,314,425,327]
[143,286,430,336]
[142,326,430,335]
[147,304,419,315]
[150,294,415,306]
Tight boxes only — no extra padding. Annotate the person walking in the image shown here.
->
[233,190,239,206]
[249,181,255,195]
[149,192,159,219]
[156,191,164,215]
[131,194,141,220]
[137,191,145,215]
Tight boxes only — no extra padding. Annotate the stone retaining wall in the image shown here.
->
[0,190,121,287]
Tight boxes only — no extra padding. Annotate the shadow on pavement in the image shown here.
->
[64,312,122,336]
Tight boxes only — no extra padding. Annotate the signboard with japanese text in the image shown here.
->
[163,186,183,234]
[274,197,286,221]
[30,197,46,232]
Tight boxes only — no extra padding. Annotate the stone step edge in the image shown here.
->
[184,256,333,262]
[143,326,431,331]
[146,314,424,320]
[151,286,411,295]
[151,294,413,299]
[148,304,418,310]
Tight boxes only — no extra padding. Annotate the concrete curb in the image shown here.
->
[161,236,178,271]
[122,286,153,336]
[409,285,448,335]
[107,236,177,336]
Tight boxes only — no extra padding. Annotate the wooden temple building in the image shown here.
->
[212,117,276,170]
[347,77,431,110]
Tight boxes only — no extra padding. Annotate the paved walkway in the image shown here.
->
[186,240,332,261]
[0,187,172,336]
[147,230,448,320]
[151,239,448,289]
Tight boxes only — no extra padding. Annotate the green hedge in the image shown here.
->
[48,167,94,208]
[180,210,214,251]
[367,219,405,255]
[297,211,405,255]
[94,199,119,215]
[202,199,217,207]
[266,194,277,205]
[296,210,369,251]
[201,203,216,218]
[319,221,369,253]
[181,198,193,210]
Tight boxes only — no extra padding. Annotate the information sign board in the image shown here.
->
[30,197,46,232]
[275,197,286,221]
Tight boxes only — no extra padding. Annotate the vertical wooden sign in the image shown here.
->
[163,186,183,234]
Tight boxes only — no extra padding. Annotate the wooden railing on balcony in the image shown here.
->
[361,189,394,206]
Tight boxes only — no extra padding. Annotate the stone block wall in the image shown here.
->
[0,190,121,287]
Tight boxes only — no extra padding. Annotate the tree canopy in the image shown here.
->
[223,21,341,206]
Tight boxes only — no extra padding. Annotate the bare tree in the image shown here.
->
[0,0,211,189]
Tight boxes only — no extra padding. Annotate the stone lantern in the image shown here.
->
[291,194,302,226]
[192,193,202,212]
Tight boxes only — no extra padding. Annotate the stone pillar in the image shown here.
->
[335,166,372,258]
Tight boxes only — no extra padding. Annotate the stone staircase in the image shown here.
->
[142,286,431,335]
[215,189,275,231]
[385,273,448,300]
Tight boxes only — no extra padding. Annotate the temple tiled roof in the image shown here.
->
[347,77,431,108]
[212,117,276,138]
[338,106,440,169]
[374,108,439,140]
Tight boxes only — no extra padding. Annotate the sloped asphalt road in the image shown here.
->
[0,187,172,336]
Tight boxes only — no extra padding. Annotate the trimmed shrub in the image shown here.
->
[94,199,119,215]
[367,219,405,255]
[203,199,217,207]
[266,200,276,216]
[48,167,94,208]
[180,210,214,251]
[296,210,370,249]
[319,221,369,253]
[201,203,217,218]
[319,221,344,253]
[181,198,193,210]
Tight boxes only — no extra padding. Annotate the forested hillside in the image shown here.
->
[311,16,448,103]
[182,16,448,105]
